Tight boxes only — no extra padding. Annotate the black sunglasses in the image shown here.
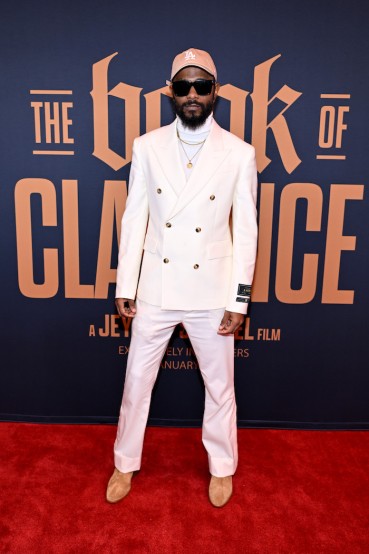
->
[171,79,215,97]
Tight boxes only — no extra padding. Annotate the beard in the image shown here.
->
[173,97,215,130]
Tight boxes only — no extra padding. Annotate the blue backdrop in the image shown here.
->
[0,0,368,428]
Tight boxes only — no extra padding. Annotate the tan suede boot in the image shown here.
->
[208,475,233,507]
[106,468,134,503]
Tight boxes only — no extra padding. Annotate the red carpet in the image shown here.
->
[1,424,369,553]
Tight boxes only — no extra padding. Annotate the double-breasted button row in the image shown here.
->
[165,223,201,231]
[157,189,214,200]
[163,258,199,269]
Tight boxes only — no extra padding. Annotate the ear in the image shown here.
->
[214,82,221,99]
[166,80,175,99]
[169,85,176,101]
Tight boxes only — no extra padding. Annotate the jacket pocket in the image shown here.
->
[207,239,233,259]
[143,234,157,253]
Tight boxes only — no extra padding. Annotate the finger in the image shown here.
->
[218,321,232,335]
[115,299,125,316]
[218,315,243,335]
[126,299,137,316]
[217,327,233,335]
[116,299,136,318]
[121,307,134,317]
[227,320,241,334]
[218,311,231,330]
[127,299,136,311]
[121,304,136,317]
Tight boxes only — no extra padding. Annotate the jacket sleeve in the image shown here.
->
[115,138,149,299]
[226,145,258,314]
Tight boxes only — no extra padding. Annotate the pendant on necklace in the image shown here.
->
[187,162,193,168]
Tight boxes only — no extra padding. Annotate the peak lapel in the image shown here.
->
[150,121,185,197]
[167,121,230,219]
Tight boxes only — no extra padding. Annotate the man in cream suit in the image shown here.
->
[106,48,258,507]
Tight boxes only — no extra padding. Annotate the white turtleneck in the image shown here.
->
[176,113,213,182]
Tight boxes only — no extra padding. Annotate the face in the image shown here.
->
[171,66,220,130]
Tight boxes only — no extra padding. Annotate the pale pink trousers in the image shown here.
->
[114,299,238,477]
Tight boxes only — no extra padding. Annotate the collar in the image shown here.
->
[176,113,213,140]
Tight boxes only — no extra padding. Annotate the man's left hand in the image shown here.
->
[218,311,244,335]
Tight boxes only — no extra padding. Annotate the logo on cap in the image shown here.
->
[185,50,196,61]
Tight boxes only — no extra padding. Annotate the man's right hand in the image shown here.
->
[116,298,137,318]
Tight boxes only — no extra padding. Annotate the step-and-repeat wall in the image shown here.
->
[1,0,368,427]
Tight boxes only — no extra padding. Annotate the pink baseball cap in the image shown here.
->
[169,48,217,81]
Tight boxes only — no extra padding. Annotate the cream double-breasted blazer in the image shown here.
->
[116,118,258,314]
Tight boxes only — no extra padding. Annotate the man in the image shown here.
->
[106,48,258,508]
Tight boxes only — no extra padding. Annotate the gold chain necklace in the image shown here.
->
[176,127,207,169]
[178,137,206,168]
[176,127,205,146]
